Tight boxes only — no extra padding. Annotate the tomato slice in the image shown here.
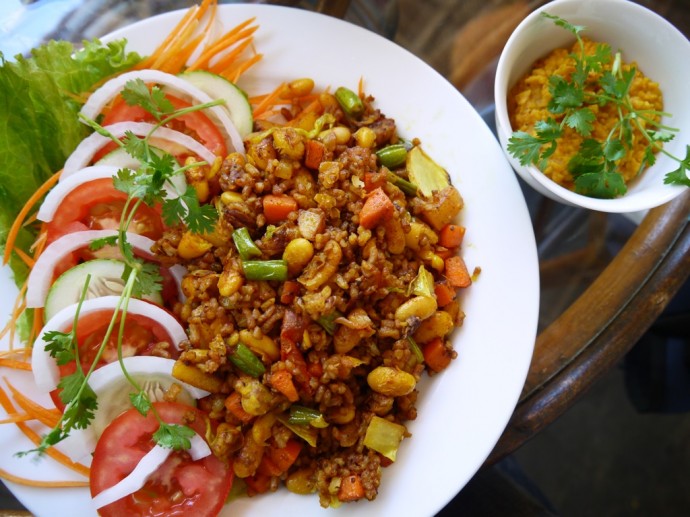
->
[50,309,180,410]
[45,178,164,244]
[91,402,233,517]
[94,93,227,161]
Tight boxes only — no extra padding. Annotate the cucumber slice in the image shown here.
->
[179,70,253,138]
[44,259,163,322]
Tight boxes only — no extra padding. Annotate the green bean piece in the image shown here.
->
[316,310,342,336]
[242,259,288,281]
[376,144,407,169]
[387,171,418,197]
[288,405,328,428]
[335,86,364,119]
[232,227,262,260]
[230,343,266,377]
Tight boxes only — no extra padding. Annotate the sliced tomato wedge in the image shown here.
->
[50,309,180,410]
[44,178,164,244]
[94,93,227,162]
[91,402,233,517]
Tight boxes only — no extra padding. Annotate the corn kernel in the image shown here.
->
[221,191,244,204]
[283,238,315,275]
[354,127,376,148]
[178,231,213,259]
[218,269,244,297]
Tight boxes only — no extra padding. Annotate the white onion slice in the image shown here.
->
[92,432,210,510]
[62,121,217,176]
[92,445,171,510]
[168,264,188,303]
[37,166,120,222]
[26,230,156,308]
[32,296,188,393]
[79,69,244,154]
[56,356,210,466]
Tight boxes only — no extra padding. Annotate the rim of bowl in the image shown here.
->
[494,0,689,213]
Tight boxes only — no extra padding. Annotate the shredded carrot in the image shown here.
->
[0,383,89,477]
[12,247,34,269]
[0,359,31,371]
[252,81,287,118]
[224,53,263,84]
[0,277,29,349]
[5,378,60,429]
[358,76,365,97]
[135,4,201,70]
[153,18,201,72]
[0,468,89,488]
[189,22,258,71]
[0,413,32,424]
[208,36,254,75]
[3,169,61,265]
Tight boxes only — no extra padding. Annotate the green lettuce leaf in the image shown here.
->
[0,39,141,285]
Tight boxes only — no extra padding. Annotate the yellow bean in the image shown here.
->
[354,127,376,148]
[395,295,437,323]
[413,311,455,344]
[405,221,438,251]
[239,329,279,361]
[221,191,244,204]
[218,269,244,297]
[280,78,315,99]
[367,366,416,397]
[283,238,315,275]
[178,231,213,259]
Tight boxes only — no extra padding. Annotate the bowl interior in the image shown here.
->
[495,0,690,212]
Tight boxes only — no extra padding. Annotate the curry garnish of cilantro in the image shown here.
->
[507,13,690,198]
[20,79,222,457]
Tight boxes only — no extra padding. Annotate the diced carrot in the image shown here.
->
[422,337,453,373]
[304,139,326,170]
[434,282,457,307]
[338,473,365,502]
[263,194,298,224]
[268,439,302,473]
[280,280,301,304]
[224,392,254,424]
[244,472,272,495]
[257,454,282,477]
[269,370,299,403]
[444,255,472,288]
[359,187,394,229]
[439,224,466,248]
[363,171,386,192]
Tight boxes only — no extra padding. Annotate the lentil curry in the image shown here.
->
[508,37,663,190]
[156,84,470,506]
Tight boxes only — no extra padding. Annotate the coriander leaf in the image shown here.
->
[162,186,218,234]
[541,13,585,36]
[113,167,146,198]
[574,170,627,198]
[58,370,89,405]
[121,79,174,121]
[663,145,690,187]
[642,146,657,169]
[548,76,584,113]
[122,131,149,163]
[153,423,195,451]
[130,391,152,416]
[43,330,76,365]
[62,388,99,431]
[564,108,596,136]
[603,139,626,162]
[89,235,119,251]
[583,43,611,74]
[132,261,163,298]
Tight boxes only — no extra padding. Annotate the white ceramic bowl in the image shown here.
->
[494,0,690,213]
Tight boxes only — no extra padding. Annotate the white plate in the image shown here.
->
[0,4,539,516]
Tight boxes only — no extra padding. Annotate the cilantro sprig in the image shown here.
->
[23,78,224,456]
[507,13,689,198]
